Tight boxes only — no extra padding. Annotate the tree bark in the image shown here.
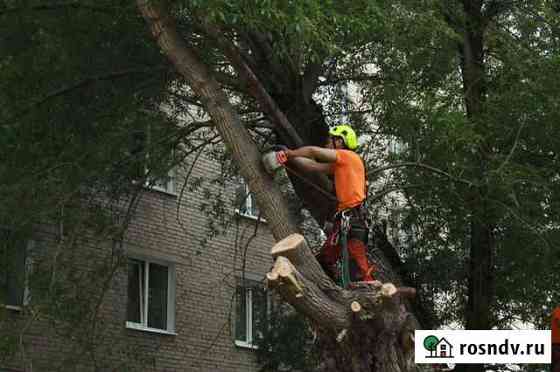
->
[137,2,419,371]
[455,3,495,372]
[198,21,336,224]
[137,0,297,241]
[243,30,336,223]
[267,235,418,372]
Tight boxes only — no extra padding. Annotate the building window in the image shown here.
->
[129,123,177,195]
[235,280,269,348]
[126,258,176,334]
[0,229,29,309]
[147,147,177,195]
[149,165,177,195]
[235,183,260,219]
[388,137,407,155]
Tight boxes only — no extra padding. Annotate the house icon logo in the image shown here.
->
[423,335,454,358]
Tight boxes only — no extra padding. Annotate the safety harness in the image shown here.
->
[331,204,370,288]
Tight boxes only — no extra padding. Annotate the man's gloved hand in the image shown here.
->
[276,150,288,165]
[262,147,288,174]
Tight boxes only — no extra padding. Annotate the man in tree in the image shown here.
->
[553,306,560,372]
[278,125,375,283]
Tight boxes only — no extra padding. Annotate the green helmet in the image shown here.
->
[329,125,358,150]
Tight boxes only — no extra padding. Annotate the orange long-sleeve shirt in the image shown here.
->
[333,150,365,211]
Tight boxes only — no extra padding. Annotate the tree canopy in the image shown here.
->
[1,0,559,371]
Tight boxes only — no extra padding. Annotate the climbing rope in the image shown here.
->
[283,164,337,202]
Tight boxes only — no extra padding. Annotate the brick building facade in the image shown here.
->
[1,153,277,372]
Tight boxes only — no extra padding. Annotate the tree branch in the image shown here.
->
[367,162,477,187]
[175,135,219,241]
[267,256,352,330]
[490,199,552,250]
[212,69,247,92]
[196,19,339,215]
[370,184,427,202]
[317,73,384,86]
[494,121,525,175]
[0,2,122,15]
[179,117,274,133]
[196,20,305,147]
[136,0,299,239]
[482,0,515,21]
[3,66,167,125]
[243,30,288,93]
[167,90,204,108]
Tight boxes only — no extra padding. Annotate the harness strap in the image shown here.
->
[333,203,368,225]
[339,212,351,289]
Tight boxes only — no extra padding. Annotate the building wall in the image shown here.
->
[119,154,275,372]
[1,153,276,372]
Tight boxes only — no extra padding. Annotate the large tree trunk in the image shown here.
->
[456,2,495,372]
[137,2,419,371]
[249,36,337,224]
[467,205,494,331]
[271,86,337,225]
[197,21,337,224]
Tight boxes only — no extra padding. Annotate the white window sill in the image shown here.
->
[235,340,259,349]
[131,180,177,197]
[125,322,177,336]
[235,210,267,223]
[149,185,178,197]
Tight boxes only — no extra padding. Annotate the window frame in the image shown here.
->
[1,232,32,312]
[131,122,178,196]
[125,255,177,335]
[146,147,178,196]
[234,279,270,349]
[147,167,177,196]
[235,183,266,222]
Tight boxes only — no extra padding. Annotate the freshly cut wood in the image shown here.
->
[267,255,352,329]
[266,271,279,281]
[350,301,362,313]
[274,256,304,297]
[275,256,293,276]
[381,283,398,298]
[270,233,306,261]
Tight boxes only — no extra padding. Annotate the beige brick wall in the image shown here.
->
[2,153,276,372]
[120,154,276,372]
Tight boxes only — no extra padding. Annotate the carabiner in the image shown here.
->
[340,209,351,234]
